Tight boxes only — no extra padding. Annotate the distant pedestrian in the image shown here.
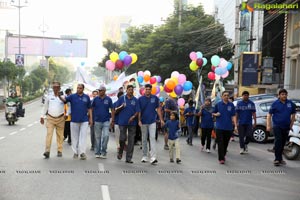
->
[115,85,140,163]
[164,112,181,164]
[90,90,99,151]
[92,86,114,159]
[267,89,296,166]
[213,91,237,164]
[63,88,72,145]
[40,81,65,159]
[138,84,164,164]
[163,96,178,150]
[59,84,93,160]
[236,91,256,154]
[198,98,214,153]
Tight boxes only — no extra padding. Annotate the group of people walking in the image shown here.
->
[40,81,296,167]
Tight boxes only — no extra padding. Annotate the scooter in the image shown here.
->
[284,117,300,160]
[5,101,18,125]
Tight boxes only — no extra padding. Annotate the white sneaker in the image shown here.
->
[240,148,245,154]
[100,154,107,159]
[244,145,248,153]
[206,149,211,153]
[95,154,101,158]
[141,156,148,163]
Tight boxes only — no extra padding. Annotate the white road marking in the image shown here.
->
[101,185,111,200]
[98,163,105,171]
[0,137,5,140]
[19,128,26,131]
[27,124,33,127]
[9,131,18,135]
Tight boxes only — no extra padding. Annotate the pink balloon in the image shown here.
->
[219,58,228,68]
[105,60,115,71]
[138,71,144,76]
[178,74,186,85]
[177,98,185,107]
[189,52,197,61]
[150,77,157,84]
[221,70,229,78]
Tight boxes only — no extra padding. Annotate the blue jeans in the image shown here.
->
[273,127,289,161]
[94,121,110,155]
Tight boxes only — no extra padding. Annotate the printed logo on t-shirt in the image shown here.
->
[227,106,232,112]
[131,100,136,106]
[151,98,156,103]
[82,97,88,103]
[104,99,109,105]
[287,102,292,108]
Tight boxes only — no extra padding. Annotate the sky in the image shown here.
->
[1,0,214,66]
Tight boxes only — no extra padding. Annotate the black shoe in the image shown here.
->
[151,159,158,165]
[117,154,122,160]
[170,159,174,163]
[274,160,280,166]
[126,160,133,164]
[57,151,62,157]
[176,159,181,164]
[43,152,50,159]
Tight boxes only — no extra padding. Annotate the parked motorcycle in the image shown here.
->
[5,101,18,125]
[284,116,300,160]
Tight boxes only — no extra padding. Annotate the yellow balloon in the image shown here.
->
[160,86,164,92]
[110,52,119,63]
[190,61,198,71]
[152,82,157,87]
[170,77,178,85]
[169,91,177,98]
[130,53,138,64]
[113,75,118,81]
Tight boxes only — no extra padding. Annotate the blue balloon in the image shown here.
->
[183,81,193,91]
[202,57,207,66]
[196,51,203,59]
[226,62,233,70]
[215,67,222,76]
[119,51,128,61]
[137,76,144,83]
[159,97,164,102]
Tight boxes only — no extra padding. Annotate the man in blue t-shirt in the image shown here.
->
[236,91,256,154]
[267,89,296,166]
[92,86,114,159]
[138,84,164,164]
[213,91,237,164]
[59,83,93,160]
[115,85,140,163]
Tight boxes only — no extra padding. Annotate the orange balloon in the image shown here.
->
[166,80,176,90]
[144,75,150,82]
[151,87,157,95]
[113,75,118,81]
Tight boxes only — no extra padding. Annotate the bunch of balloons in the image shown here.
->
[105,51,138,71]
[137,70,163,96]
[189,51,208,71]
[164,71,193,98]
[207,55,233,81]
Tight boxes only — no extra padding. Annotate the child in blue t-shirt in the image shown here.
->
[164,112,181,163]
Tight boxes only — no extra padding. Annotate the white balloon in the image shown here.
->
[182,89,192,95]
[144,70,151,76]
[171,71,180,78]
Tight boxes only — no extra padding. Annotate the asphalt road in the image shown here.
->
[0,100,299,200]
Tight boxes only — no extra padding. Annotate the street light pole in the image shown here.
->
[10,0,28,55]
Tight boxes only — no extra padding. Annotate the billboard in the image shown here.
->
[7,35,88,57]
[239,52,261,86]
